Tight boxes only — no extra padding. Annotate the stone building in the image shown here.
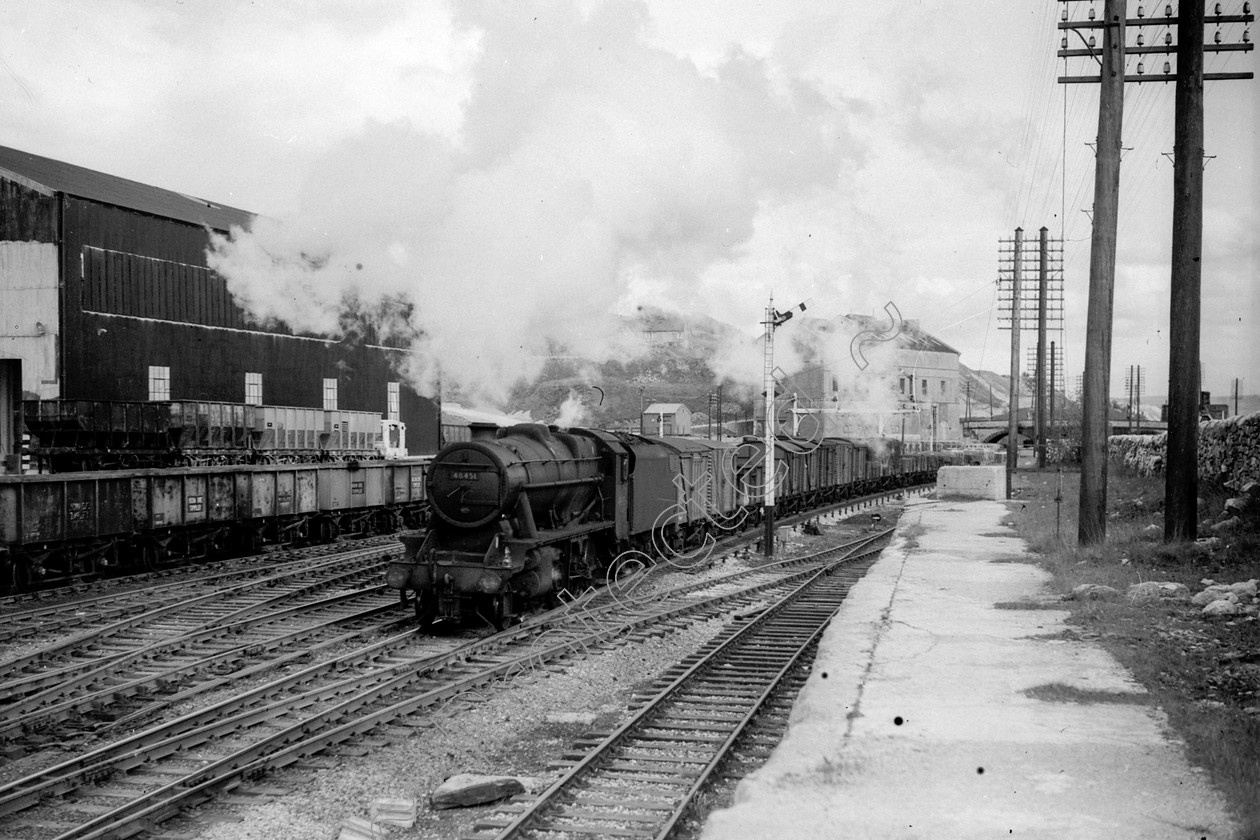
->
[778,315,962,446]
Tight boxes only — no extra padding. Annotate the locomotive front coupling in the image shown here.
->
[386,530,564,614]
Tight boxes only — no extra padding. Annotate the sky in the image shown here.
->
[1,0,1255,407]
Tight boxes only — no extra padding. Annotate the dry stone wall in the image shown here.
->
[1109,411,1260,489]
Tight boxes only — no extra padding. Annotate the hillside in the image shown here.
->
[506,309,754,430]
[494,310,1257,432]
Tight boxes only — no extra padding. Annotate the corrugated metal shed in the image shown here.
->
[0,144,253,232]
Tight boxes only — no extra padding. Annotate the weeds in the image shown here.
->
[899,522,927,550]
[1010,467,1260,839]
[1023,682,1150,704]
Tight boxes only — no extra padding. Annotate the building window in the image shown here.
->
[245,372,263,406]
[387,381,401,421]
[323,378,338,411]
[940,380,948,396]
[148,365,170,401]
[899,377,907,395]
[920,379,927,397]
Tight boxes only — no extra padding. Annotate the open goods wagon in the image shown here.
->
[20,399,400,472]
[0,457,429,590]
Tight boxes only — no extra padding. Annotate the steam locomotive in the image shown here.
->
[386,422,948,628]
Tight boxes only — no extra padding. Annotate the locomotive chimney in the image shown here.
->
[469,422,500,441]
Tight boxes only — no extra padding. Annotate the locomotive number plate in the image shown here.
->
[449,471,481,481]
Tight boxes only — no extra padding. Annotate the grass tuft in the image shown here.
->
[1010,467,1260,839]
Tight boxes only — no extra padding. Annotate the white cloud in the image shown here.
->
[2,0,1254,399]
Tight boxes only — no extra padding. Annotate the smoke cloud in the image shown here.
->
[207,0,845,405]
[554,389,593,429]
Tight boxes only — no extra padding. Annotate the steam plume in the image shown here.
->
[207,1,844,405]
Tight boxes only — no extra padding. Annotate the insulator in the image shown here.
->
[1061,6,1068,19]
[1163,59,1172,73]
[1165,31,1173,44]
[1137,32,1145,45]
[1245,28,1252,42]
[1089,34,1097,48]
[1137,4,1145,16]
[1089,6,1096,19]
[1165,3,1173,15]
[1062,34,1069,48]
[1215,28,1222,43]
[1246,2,1252,14]
[1138,59,1146,73]
[1214,2,1222,13]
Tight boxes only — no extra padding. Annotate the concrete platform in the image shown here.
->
[701,497,1236,840]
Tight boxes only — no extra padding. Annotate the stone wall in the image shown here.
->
[1109,411,1260,488]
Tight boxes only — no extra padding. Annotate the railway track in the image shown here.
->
[0,589,407,750]
[0,547,413,756]
[0,520,898,840]
[470,543,879,840]
[0,535,403,643]
[0,545,396,683]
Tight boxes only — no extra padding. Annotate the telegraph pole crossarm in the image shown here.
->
[1058,4,1254,82]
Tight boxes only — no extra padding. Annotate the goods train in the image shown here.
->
[1,397,428,591]
[20,399,407,472]
[0,457,430,591]
[386,423,953,628]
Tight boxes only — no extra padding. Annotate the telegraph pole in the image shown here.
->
[1007,227,1023,497]
[1166,0,1206,541]
[1060,0,1253,545]
[1050,340,1058,444]
[1136,365,1142,429]
[717,384,724,440]
[1000,227,1062,485]
[1036,227,1050,468]
[1124,364,1144,431]
[1063,0,1125,545]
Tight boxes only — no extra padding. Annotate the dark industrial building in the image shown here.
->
[0,144,439,468]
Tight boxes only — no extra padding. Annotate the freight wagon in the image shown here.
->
[0,457,429,590]
[20,399,405,472]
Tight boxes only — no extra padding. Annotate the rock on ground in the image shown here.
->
[430,774,525,810]
[1072,583,1121,601]
[1202,599,1243,617]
